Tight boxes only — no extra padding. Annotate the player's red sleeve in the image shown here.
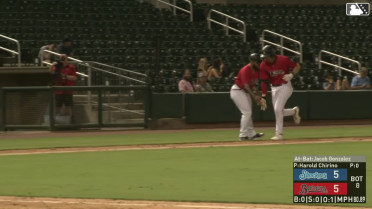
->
[239,66,250,87]
[286,57,297,69]
[261,81,268,96]
[259,63,268,80]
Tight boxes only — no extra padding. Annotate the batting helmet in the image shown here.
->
[260,45,277,59]
[249,53,260,62]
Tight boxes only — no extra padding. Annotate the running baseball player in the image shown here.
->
[230,53,265,141]
[259,45,301,140]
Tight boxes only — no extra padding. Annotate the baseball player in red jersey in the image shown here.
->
[230,53,265,141]
[259,45,301,140]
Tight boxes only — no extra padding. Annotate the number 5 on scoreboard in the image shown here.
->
[334,170,339,179]
[334,184,339,193]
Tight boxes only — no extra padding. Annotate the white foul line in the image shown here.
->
[0,138,368,156]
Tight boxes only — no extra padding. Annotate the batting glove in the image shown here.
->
[283,73,294,82]
[259,98,267,111]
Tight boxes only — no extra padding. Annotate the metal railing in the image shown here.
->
[42,51,148,86]
[87,61,147,85]
[0,34,21,67]
[260,30,303,63]
[42,61,89,78]
[318,50,361,75]
[41,51,149,116]
[207,9,246,42]
[157,0,193,22]
[43,50,91,83]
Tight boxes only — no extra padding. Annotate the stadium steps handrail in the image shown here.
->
[318,50,361,75]
[0,34,21,67]
[207,9,247,42]
[156,0,193,22]
[87,61,147,77]
[260,29,303,63]
[42,50,147,85]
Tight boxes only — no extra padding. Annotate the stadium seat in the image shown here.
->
[1,1,370,91]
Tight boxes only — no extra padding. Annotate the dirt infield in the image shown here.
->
[0,132,370,209]
[0,137,371,156]
[0,196,368,209]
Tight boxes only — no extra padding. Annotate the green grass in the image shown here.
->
[0,141,370,207]
[0,125,371,151]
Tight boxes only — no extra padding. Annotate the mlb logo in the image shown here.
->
[346,3,370,16]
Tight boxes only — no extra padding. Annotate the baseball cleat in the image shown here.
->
[248,133,264,140]
[293,106,301,125]
[239,137,248,141]
[270,135,283,140]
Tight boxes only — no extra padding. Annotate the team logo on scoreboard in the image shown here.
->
[346,3,370,16]
[299,170,327,180]
[299,185,329,195]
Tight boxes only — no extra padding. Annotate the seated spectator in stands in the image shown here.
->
[57,38,74,56]
[207,59,222,80]
[336,76,351,90]
[323,71,352,90]
[197,57,210,74]
[38,44,56,63]
[195,71,213,92]
[351,67,371,89]
[323,72,336,90]
[178,69,195,93]
[219,58,231,78]
[51,55,77,117]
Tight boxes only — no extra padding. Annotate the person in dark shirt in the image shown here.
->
[57,38,74,56]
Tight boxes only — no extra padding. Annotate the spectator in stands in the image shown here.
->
[195,71,213,92]
[51,54,77,117]
[57,38,74,56]
[197,57,210,75]
[39,44,56,64]
[219,58,231,78]
[207,58,222,80]
[351,67,371,89]
[178,69,195,93]
[337,76,351,90]
[323,71,336,90]
[323,71,352,90]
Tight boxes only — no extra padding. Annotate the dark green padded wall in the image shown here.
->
[308,91,372,119]
[150,91,372,122]
[150,93,184,119]
[185,93,242,123]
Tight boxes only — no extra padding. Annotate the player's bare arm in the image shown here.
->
[283,63,301,82]
[292,63,301,75]
[260,79,268,97]
[243,83,260,103]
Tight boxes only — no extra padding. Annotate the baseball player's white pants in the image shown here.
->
[230,85,257,138]
[271,82,295,135]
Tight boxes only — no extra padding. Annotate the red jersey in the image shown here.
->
[234,64,259,91]
[260,55,297,86]
[53,64,77,95]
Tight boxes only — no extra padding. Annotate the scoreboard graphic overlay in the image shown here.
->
[293,156,366,203]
